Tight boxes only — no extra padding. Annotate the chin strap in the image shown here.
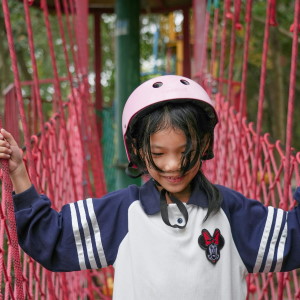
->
[125,162,143,178]
[160,189,189,229]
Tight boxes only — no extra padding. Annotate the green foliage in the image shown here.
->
[251,1,300,150]
[1,2,299,152]
[209,1,300,151]
[94,13,170,107]
[0,2,74,118]
[97,14,116,106]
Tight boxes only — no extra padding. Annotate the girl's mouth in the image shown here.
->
[164,175,184,183]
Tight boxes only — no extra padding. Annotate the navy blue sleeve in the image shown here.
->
[280,187,300,272]
[13,186,80,272]
[68,186,139,268]
[13,185,139,272]
[219,185,300,273]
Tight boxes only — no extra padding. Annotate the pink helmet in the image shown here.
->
[122,75,218,162]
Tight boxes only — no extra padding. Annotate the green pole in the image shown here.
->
[115,0,141,189]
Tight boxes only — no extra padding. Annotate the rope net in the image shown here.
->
[200,0,300,299]
[0,0,299,299]
[0,0,111,299]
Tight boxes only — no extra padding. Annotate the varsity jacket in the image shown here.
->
[13,178,300,300]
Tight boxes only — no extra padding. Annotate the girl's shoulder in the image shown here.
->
[93,184,141,206]
[215,184,264,213]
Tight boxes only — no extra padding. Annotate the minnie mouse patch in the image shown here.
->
[198,228,225,264]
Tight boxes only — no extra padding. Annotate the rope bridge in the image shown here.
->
[0,0,299,299]
[1,0,111,299]
[201,0,300,299]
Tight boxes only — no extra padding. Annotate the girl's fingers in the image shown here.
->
[0,145,12,153]
[0,139,10,147]
[0,153,11,159]
[0,144,12,158]
[0,131,14,160]
[0,146,11,158]
[0,129,18,146]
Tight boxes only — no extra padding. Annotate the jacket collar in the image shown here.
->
[139,174,209,215]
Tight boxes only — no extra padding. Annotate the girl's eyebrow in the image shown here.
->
[150,144,187,149]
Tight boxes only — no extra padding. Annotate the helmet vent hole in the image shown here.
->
[153,82,163,88]
[180,79,190,85]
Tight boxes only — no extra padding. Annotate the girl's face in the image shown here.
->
[146,127,200,203]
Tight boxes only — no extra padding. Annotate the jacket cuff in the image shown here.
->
[13,185,40,211]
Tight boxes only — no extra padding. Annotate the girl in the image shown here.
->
[1,75,300,300]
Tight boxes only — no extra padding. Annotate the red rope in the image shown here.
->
[22,0,57,201]
[0,120,24,300]
[218,0,230,93]
[200,10,210,76]
[279,2,300,298]
[68,0,80,73]
[210,7,219,80]
[3,86,20,143]
[234,0,242,30]
[283,0,300,206]
[220,0,242,185]
[2,0,300,298]
[23,0,45,127]
[252,0,272,199]
[204,1,300,299]
[40,0,63,110]
[226,0,240,104]
[1,0,38,186]
[270,0,278,26]
[234,0,253,192]
[62,0,80,76]
[239,0,253,117]
[41,0,86,200]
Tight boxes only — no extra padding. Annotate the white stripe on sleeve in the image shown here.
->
[70,203,87,270]
[77,200,98,269]
[273,212,288,272]
[86,198,108,267]
[263,209,284,273]
[253,207,274,273]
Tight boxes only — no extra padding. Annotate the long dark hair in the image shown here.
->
[126,101,222,221]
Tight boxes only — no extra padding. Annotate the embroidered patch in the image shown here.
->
[198,228,225,264]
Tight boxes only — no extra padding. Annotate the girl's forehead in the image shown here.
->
[151,127,185,136]
[150,128,187,147]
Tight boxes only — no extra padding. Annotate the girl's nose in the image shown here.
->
[162,155,181,172]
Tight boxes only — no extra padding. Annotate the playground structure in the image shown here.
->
[0,0,300,299]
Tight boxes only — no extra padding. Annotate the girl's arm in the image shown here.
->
[13,181,137,271]
[219,185,300,273]
[0,128,31,193]
[1,129,137,272]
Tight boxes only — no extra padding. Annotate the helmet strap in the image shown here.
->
[160,189,189,229]
[125,162,143,178]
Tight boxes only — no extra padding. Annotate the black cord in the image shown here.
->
[160,189,189,229]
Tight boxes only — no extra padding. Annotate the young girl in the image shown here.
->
[1,75,300,299]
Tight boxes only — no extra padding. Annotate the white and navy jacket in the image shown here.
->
[13,178,300,300]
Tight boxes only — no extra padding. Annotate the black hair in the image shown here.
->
[125,101,222,221]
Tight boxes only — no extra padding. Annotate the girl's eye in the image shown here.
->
[151,152,163,156]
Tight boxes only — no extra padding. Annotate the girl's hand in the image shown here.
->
[0,128,32,193]
[0,128,23,175]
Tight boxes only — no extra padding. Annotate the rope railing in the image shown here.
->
[0,0,110,299]
[200,0,300,299]
[0,0,299,299]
